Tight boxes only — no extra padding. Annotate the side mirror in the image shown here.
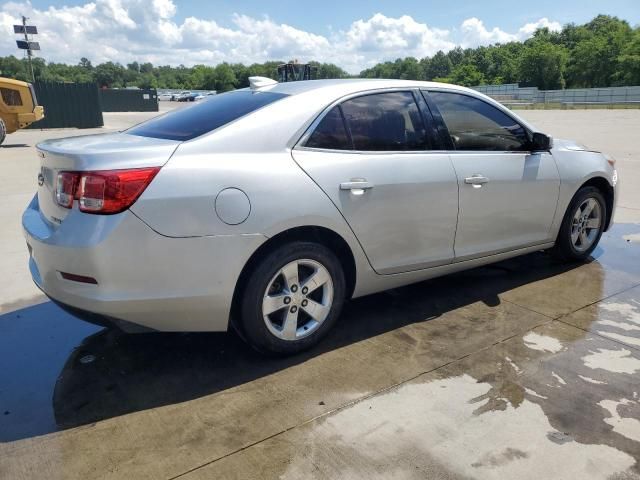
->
[531,132,553,151]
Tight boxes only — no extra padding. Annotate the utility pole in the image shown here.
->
[14,16,40,82]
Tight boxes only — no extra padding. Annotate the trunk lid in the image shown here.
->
[36,132,179,225]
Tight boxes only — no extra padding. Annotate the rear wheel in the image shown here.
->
[553,186,606,261]
[0,118,6,145]
[237,242,345,355]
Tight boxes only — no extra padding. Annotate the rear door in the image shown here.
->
[292,90,458,275]
[425,90,560,261]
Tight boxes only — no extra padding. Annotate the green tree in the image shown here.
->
[188,65,215,89]
[137,73,158,89]
[449,64,486,86]
[518,40,568,89]
[565,15,633,87]
[425,51,452,80]
[213,63,236,92]
[615,29,640,85]
[311,62,349,79]
[93,62,126,88]
[79,57,93,70]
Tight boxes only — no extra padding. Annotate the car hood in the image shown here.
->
[552,138,600,153]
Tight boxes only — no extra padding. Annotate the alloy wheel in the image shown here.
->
[262,259,334,341]
[571,197,602,252]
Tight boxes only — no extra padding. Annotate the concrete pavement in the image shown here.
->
[0,108,639,479]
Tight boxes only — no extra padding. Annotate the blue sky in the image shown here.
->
[1,0,638,72]
[25,0,640,32]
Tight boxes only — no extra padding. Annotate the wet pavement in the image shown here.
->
[2,109,640,478]
[1,224,640,479]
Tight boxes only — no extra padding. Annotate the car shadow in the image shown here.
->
[0,143,29,148]
[0,224,638,443]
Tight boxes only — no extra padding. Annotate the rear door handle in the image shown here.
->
[464,175,489,188]
[340,180,374,195]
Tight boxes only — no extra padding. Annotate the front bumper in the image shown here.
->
[23,195,266,331]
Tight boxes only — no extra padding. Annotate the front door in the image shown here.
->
[426,90,560,260]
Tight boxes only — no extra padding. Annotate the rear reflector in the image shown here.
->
[55,167,160,214]
[60,272,98,284]
[56,171,80,208]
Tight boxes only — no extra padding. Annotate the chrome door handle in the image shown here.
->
[464,175,489,188]
[340,180,374,195]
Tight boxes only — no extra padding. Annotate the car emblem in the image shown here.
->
[37,171,44,186]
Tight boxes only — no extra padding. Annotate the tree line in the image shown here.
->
[0,15,638,91]
[0,56,349,91]
[360,15,640,89]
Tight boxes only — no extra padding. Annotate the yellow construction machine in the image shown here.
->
[0,77,44,144]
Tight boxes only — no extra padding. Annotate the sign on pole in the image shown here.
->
[13,16,39,81]
[13,25,38,34]
[16,40,41,50]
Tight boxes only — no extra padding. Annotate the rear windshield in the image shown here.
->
[127,90,288,141]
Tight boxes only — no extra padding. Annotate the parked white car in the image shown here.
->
[195,92,217,101]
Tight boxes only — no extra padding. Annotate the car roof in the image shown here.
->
[258,78,478,97]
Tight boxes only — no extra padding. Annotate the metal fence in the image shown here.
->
[472,83,640,105]
[535,86,640,104]
[99,89,158,112]
[29,81,103,129]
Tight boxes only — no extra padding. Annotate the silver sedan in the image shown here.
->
[23,79,617,354]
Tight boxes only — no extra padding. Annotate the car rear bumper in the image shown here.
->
[23,194,266,332]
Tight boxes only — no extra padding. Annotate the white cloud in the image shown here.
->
[518,17,562,38]
[460,17,516,47]
[460,16,562,48]
[0,2,562,73]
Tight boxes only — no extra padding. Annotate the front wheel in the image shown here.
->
[237,242,346,355]
[553,186,607,261]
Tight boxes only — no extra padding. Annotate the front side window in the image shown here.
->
[1,88,23,106]
[305,106,352,150]
[429,91,529,151]
[340,91,430,151]
[128,90,288,141]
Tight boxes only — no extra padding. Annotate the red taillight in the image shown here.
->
[55,167,160,214]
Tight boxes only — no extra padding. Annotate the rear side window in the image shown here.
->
[305,106,352,150]
[429,91,529,151]
[128,90,288,141]
[1,88,22,106]
[341,91,430,151]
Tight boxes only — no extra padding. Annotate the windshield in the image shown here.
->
[128,90,288,141]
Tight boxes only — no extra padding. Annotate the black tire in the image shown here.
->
[237,242,346,355]
[0,118,6,146]
[552,186,607,261]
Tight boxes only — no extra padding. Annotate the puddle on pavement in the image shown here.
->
[277,377,636,480]
[267,322,640,480]
[0,302,100,441]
